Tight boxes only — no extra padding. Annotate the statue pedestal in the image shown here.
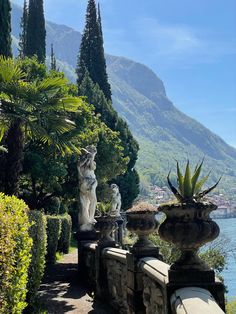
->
[77,229,98,279]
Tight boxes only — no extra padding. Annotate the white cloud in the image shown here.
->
[138,18,202,54]
[133,17,236,64]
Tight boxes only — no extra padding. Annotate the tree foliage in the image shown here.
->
[77,0,111,100]
[0,0,12,57]
[18,0,28,58]
[25,0,46,62]
[0,57,84,195]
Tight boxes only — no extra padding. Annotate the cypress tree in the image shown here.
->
[19,0,28,58]
[0,0,12,57]
[97,3,103,40]
[50,43,57,71]
[25,0,46,62]
[77,0,111,100]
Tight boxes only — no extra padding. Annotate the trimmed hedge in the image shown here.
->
[46,216,61,264]
[0,193,32,314]
[58,214,72,254]
[27,211,47,307]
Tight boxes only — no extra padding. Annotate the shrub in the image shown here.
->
[27,211,47,307]
[46,216,61,264]
[227,299,236,314]
[58,214,72,254]
[0,193,32,314]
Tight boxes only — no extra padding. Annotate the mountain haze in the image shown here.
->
[11,2,236,191]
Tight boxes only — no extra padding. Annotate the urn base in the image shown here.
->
[168,268,215,283]
[170,250,210,271]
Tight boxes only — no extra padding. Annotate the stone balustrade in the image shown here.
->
[77,240,225,314]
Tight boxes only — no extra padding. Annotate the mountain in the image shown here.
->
[106,55,236,189]
[11,2,236,193]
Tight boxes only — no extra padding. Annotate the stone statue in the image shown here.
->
[77,145,98,231]
[110,184,122,217]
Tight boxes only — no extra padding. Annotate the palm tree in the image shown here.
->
[0,57,82,195]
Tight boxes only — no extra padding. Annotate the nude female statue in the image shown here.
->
[77,145,98,231]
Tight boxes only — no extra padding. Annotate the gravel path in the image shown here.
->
[38,250,112,314]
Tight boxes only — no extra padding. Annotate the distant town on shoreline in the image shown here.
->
[145,185,236,219]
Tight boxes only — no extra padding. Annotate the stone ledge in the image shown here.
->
[83,242,97,250]
[139,257,169,287]
[170,287,225,314]
[103,248,128,263]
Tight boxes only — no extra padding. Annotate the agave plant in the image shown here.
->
[167,159,221,203]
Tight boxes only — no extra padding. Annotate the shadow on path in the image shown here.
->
[38,251,112,314]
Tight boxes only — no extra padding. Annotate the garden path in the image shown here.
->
[38,250,112,314]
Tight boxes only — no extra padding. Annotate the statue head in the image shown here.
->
[86,145,97,157]
[110,183,119,195]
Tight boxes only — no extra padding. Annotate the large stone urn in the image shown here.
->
[158,201,220,282]
[126,202,161,257]
[95,215,117,247]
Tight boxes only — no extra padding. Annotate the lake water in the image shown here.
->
[216,218,236,298]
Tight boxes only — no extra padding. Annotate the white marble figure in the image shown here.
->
[77,145,98,231]
[110,184,122,217]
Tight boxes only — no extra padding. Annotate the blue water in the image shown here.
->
[216,218,236,297]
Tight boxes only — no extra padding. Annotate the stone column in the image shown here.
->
[77,229,98,279]
[95,241,117,300]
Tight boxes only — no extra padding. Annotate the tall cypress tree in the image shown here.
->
[0,0,12,57]
[18,0,28,58]
[25,0,46,62]
[77,0,111,100]
[50,43,57,71]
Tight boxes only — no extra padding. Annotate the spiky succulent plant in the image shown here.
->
[167,159,221,203]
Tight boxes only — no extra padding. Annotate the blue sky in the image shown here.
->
[14,0,236,147]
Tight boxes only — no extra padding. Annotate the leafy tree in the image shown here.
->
[25,0,46,62]
[0,0,12,57]
[0,57,82,195]
[77,0,111,100]
[18,0,28,57]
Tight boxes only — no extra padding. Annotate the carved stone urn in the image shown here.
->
[126,202,160,257]
[95,215,117,247]
[158,201,219,272]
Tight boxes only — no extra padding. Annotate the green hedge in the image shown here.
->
[46,216,61,264]
[58,214,72,254]
[0,193,32,314]
[27,211,47,307]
